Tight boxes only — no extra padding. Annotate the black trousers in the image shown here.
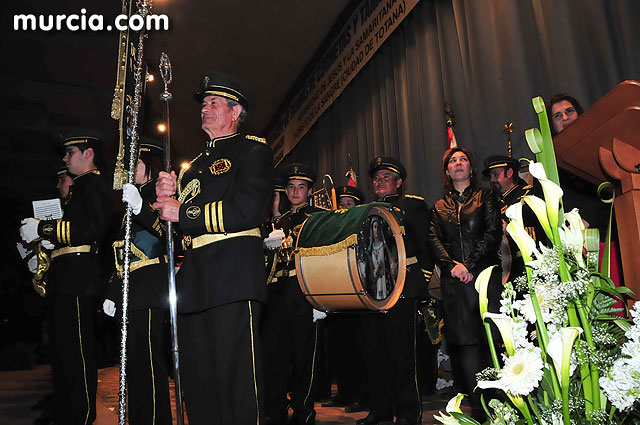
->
[448,342,492,421]
[47,294,97,425]
[179,301,264,425]
[262,297,317,424]
[326,315,365,402]
[127,308,172,425]
[360,298,423,423]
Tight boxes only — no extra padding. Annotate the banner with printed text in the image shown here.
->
[268,0,421,163]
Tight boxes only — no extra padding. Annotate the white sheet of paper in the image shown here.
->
[32,199,63,221]
[16,242,31,259]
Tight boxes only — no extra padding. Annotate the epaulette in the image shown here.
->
[404,194,424,201]
[274,210,291,224]
[246,135,267,144]
[73,169,101,182]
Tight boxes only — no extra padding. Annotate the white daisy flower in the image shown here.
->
[497,349,544,396]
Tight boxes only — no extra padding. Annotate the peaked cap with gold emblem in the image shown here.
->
[336,185,364,204]
[139,137,164,155]
[56,166,72,178]
[194,72,254,110]
[59,127,103,150]
[368,156,407,180]
[281,163,316,184]
[482,155,520,176]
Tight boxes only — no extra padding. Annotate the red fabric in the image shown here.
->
[599,242,625,316]
[447,127,458,148]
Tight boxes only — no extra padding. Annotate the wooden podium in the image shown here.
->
[554,80,640,300]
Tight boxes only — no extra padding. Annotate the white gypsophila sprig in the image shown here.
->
[488,398,520,425]
[512,318,535,351]
[600,304,640,411]
[548,276,590,308]
[600,356,640,411]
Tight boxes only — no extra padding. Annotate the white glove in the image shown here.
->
[264,229,285,249]
[20,218,40,243]
[103,299,116,317]
[122,183,143,215]
[27,255,38,273]
[312,308,327,322]
[41,240,55,250]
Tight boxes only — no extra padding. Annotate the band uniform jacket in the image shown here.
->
[381,193,435,300]
[37,169,111,297]
[270,204,323,318]
[428,186,502,345]
[110,180,168,311]
[176,133,274,313]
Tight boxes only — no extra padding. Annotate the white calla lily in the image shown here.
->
[506,220,538,263]
[560,209,586,267]
[506,202,524,226]
[547,327,583,385]
[529,162,563,232]
[433,393,465,424]
[474,265,496,319]
[523,195,553,241]
[484,312,516,355]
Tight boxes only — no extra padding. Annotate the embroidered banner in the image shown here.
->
[268,0,421,163]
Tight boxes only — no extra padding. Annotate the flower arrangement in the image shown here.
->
[435,96,640,424]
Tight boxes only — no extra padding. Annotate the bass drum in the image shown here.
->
[294,203,406,312]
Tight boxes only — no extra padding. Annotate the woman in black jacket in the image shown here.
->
[428,147,502,419]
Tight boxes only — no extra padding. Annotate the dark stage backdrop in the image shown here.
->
[277,0,640,205]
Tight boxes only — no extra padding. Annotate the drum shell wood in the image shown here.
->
[294,205,406,312]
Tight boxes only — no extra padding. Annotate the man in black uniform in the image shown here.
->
[357,157,437,425]
[153,73,274,425]
[323,186,370,411]
[20,131,111,425]
[104,138,172,425]
[262,163,323,425]
[483,155,541,283]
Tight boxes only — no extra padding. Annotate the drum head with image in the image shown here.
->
[356,213,400,301]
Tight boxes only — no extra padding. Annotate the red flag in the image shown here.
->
[346,167,357,187]
[447,126,458,149]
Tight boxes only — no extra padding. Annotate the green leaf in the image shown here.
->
[450,412,482,424]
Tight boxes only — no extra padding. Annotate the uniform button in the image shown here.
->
[197,169,203,174]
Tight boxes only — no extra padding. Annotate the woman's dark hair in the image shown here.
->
[441,146,477,193]
[546,93,584,135]
[139,148,164,180]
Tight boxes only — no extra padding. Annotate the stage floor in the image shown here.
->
[0,365,471,425]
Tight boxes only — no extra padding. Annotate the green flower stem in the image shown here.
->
[509,394,534,425]
[483,321,501,369]
[561,358,571,425]
[575,298,601,411]
[525,267,561,398]
[569,302,593,414]
[526,394,542,422]
[532,96,561,186]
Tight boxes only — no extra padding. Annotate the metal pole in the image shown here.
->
[159,52,185,425]
[118,2,152,424]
